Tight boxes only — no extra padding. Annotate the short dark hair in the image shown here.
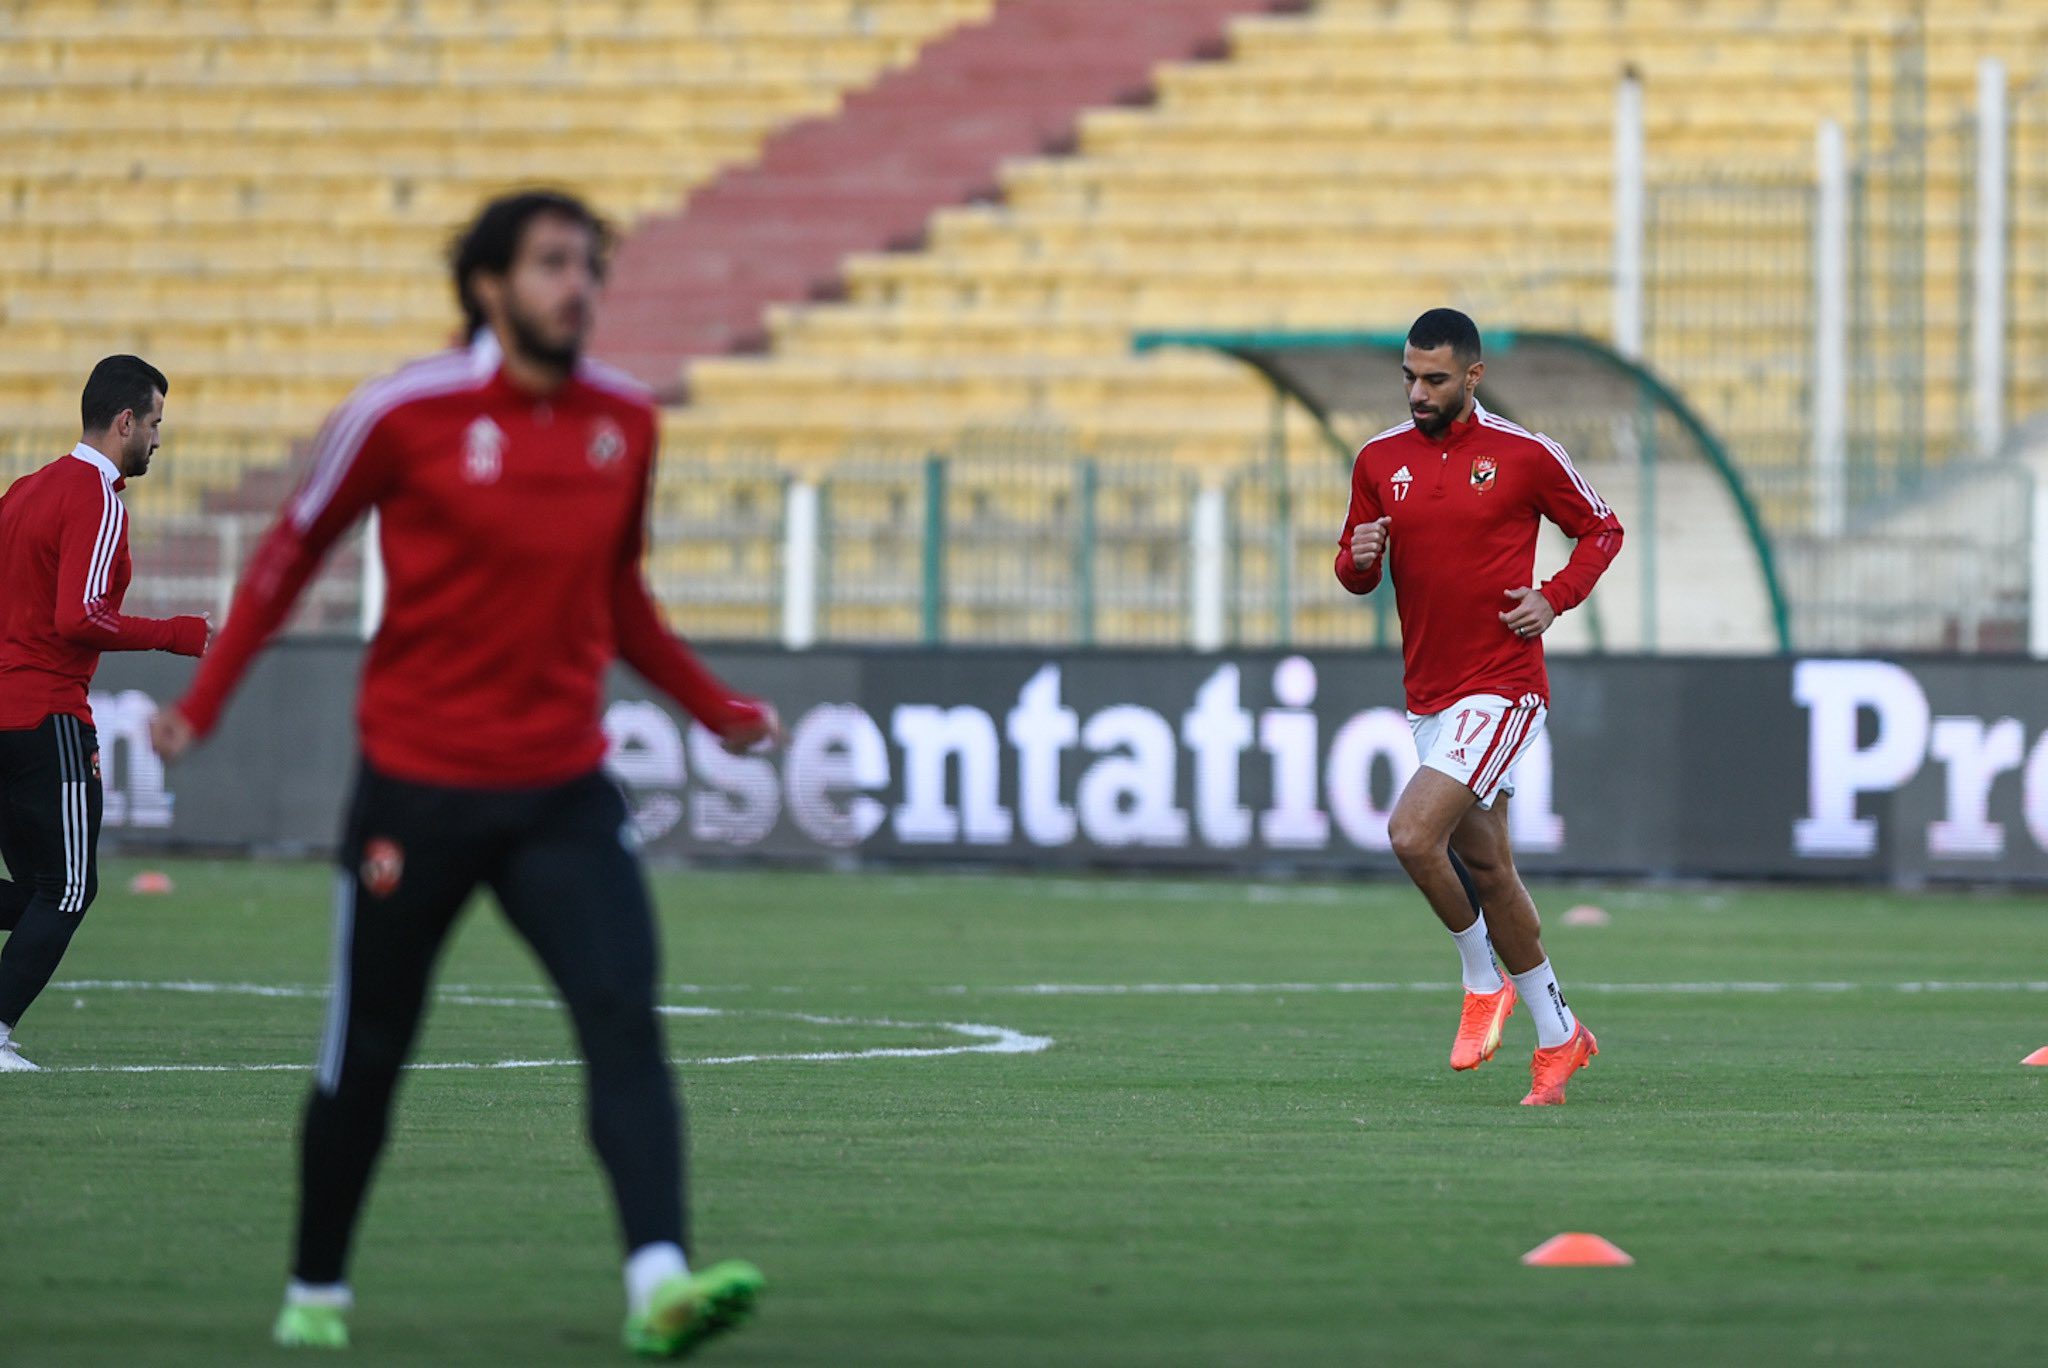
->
[449,189,611,336]
[80,354,168,432]
[1407,308,1483,366]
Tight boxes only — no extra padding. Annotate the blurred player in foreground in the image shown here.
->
[1336,308,1623,1105]
[152,190,776,1356]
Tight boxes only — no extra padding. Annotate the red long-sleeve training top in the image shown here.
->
[1335,402,1624,715]
[0,444,208,729]
[174,335,764,788]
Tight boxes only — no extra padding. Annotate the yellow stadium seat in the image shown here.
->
[0,0,999,495]
[666,0,2045,576]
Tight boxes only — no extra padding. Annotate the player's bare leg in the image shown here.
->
[1451,794,1597,1103]
[1387,768,1517,1069]
[1387,767,1485,933]
[1448,794,1543,974]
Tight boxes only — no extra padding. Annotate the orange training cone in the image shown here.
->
[128,870,174,895]
[2022,1047,2048,1066]
[1521,1233,1634,1267]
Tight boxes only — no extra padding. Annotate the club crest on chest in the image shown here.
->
[1470,453,1498,493]
[587,417,625,470]
[462,416,505,485]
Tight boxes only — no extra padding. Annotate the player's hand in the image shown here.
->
[149,705,198,761]
[168,613,211,658]
[1499,586,1557,640]
[720,702,783,755]
[1350,516,1391,571]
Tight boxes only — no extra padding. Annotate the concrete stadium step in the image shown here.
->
[592,0,1299,391]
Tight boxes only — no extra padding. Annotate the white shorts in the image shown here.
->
[1407,692,1548,809]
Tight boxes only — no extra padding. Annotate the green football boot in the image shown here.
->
[623,1259,764,1359]
[273,1302,350,1349]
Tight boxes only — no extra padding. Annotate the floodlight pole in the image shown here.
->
[921,456,947,645]
[216,515,241,623]
[781,478,820,649]
[1191,484,1228,651]
[1269,388,1291,647]
[1612,66,1646,363]
[1612,67,1659,648]
[1813,120,1850,538]
[1973,56,2008,461]
[1074,460,1098,647]
[2031,477,2048,658]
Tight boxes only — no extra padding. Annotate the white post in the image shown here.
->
[1612,66,1647,361]
[216,515,241,622]
[1973,56,2009,460]
[359,509,385,639]
[781,479,820,649]
[2031,475,2048,658]
[1813,119,1849,537]
[1190,483,1227,651]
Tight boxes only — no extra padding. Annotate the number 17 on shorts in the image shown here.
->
[1407,692,1547,810]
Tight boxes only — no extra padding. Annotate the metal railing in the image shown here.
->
[38,417,2008,654]
[77,437,1670,653]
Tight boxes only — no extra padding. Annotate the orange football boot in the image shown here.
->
[1449,979,1517,1071]
[1520,1022,1598,1105]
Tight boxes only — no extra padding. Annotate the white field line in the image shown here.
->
[421,978,2048,997]
[877,876,1749,912]
[66,977,2048,1001]
[943,980,2048,996]
[47,980,1053,1074]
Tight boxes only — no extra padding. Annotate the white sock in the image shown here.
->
[1449,918,1505,993]
[0,1022,12,1049]
[1509,959,1577,1048]
[625,1241,689,1317]
[285,1279,353,1310]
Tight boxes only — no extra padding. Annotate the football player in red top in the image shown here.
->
[0,355,208,1073]
[1336,309,1623,1105]
[152,192,768,1353]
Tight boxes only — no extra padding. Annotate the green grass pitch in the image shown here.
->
[6,858,2046,1367]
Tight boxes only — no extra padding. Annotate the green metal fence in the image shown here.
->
[21,415,1747,651]
[1633,24,2044,652]
[805,440,1201,648]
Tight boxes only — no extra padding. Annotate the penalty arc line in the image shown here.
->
[45,980,1054,1074]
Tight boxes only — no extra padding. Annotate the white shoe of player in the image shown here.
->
[0,1040,42,1072]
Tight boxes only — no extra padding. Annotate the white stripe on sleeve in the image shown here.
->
[85,476,122,604]
[288,347,487,533]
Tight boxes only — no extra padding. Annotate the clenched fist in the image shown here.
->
[719,702,784,755]
[1350,516,1392,571]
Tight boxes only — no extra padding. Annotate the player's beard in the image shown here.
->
[504,300,584,374]
[1413,390,1468,439]
[123,427,154,478]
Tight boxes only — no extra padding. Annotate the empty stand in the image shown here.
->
[0,0,997,505]
[592,0,1290,386]
[9,0,2042,647]
[675,0,2044,482]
